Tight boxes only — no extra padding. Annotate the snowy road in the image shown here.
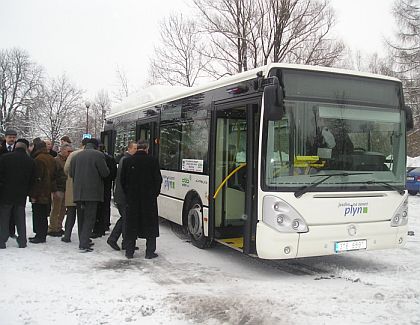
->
[1,196,419,325]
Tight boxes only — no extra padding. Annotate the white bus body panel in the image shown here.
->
[256,190,408,259]
[158,171,210,234]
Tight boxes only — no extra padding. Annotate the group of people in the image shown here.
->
[0,129,163,259]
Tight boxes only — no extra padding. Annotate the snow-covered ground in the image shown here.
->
[1,196,419,325]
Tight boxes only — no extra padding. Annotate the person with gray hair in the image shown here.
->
[0,141,36,248]
[48,143,73,236]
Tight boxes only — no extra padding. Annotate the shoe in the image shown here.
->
[58,229,64,236]
[29,237,46,244]
[90,232,102,239]
[9,234,17,239]
[47,231,62,237]
[89,242,95,247]
[125,254,134,259]
[0,243,6,249]
[16,239,26,248]
[61,237,71,243]
[107,239,120,251]
[29,236,36,240]
[145,252,158,259]
[79,247,93,253]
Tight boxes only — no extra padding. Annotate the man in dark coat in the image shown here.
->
[0,128,17,155]
[121,139,162,259]
[29,141,58,244]
[69,138,109,252]
[107,140,137,251]
[92,144,117,238]
[0,142,35,248]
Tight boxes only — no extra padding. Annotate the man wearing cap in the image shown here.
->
[0,129,17,155]
[0,142,36,248]
[69,138,109,252]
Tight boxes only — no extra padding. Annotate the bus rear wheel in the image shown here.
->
[186,199,212,249]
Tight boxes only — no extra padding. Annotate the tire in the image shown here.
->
[408,190,418,196]
[186,197,212,249]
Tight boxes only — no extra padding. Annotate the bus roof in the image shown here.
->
[108,63,401,119]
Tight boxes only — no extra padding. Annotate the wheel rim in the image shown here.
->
[187,203,203,239]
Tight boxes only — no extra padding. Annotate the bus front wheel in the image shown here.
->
[186,198,212,249]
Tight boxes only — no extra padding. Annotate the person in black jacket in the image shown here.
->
[0,129,17,155]
[91,144,117,238]
[121,139,162,259]
[0,142,36,248]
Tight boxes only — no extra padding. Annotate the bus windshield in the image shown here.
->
[264,101,406,190]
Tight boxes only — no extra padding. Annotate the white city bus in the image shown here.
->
[103,63,413,259]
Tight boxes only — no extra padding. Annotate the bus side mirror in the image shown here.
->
[404,105,414,131]
[263,81,284,121]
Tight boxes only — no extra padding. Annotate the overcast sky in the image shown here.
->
[0,0,397,99]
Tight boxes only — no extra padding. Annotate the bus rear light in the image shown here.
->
[391,198,408,227]
[263,196,309,233]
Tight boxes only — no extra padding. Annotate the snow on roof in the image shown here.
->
[107,63,401,119]
[110,85,190,116]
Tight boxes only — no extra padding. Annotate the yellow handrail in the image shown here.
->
[213,163,247,199]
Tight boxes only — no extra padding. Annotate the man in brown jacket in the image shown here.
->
[48,143,73,236]
[29,141,57,244]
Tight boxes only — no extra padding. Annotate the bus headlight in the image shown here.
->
[390,198,408,227]
[263,196,309,233]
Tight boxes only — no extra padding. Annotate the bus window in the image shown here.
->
[159,124,181,170]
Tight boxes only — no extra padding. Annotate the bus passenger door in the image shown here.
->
[136,118,158,157]
[100,130,116,156]
[212,103,258,254]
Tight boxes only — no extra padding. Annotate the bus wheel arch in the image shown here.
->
[183,191,212,248]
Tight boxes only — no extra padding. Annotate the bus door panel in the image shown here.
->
[214,107,247,236]
[100,130,116,156]
[136,119,158,157]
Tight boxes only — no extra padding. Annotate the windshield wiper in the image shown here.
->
[363,180,405,195]
[294,172,373,198]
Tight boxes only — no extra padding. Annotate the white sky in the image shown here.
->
[0,0,397,99]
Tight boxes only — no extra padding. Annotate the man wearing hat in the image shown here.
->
[0,129,17,155]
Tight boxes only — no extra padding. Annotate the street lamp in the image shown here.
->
[85,100,91,134]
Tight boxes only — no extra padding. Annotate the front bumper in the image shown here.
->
[256,221,407,259]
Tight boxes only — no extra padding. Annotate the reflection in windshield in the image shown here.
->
[265,102,406,189]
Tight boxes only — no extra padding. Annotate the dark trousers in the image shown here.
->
[93,202,106,236]
[63,206,77,240]
[9,217,16,236]
[76,201,98,249]
[0,204,26,246]
[32,203,49,240]
[125,237,156,256]
[108,203,126,246]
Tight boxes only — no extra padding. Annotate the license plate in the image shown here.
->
[407,176,415,181]
[335,239,367,253]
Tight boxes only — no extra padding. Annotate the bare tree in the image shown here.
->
[91,89,111,137]
[192,0,343,77]
[388,0,420,156]
[253,0,344,66]
[34,74,84,145]
[148,14,209,87]
[113,65,130,103]
[0,48,43,135]
[193,0,257,76]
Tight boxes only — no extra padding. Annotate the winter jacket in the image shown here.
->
[69,144,110,202]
